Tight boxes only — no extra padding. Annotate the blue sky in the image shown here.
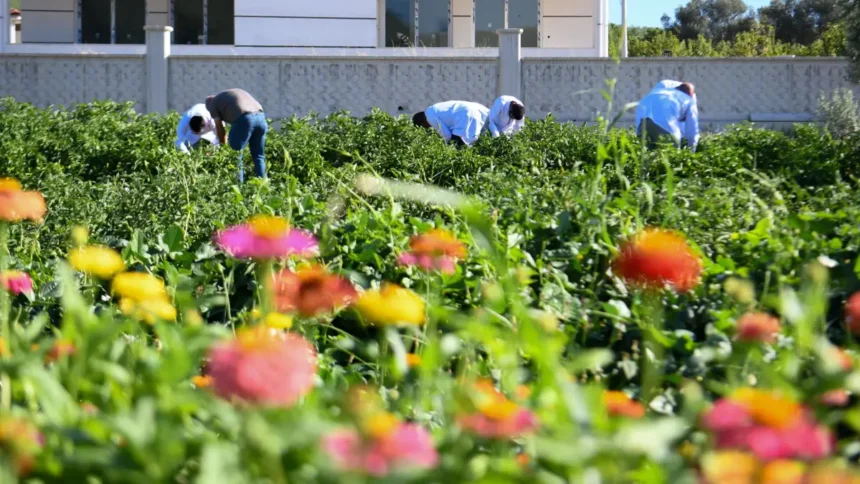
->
[609,0,772,27]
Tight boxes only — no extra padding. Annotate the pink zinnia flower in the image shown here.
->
[458,408,538,439]
[322,423,438,476]
[702,399,753,432]
[0,271,33,295]
[820,389,850,407]
[207,327,316,406]
[397,228,466,275]
[214,215,318,260]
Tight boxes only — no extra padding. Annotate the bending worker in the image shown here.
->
[206,88,268,182]
[488,95,526,137]
[413,101,490,146]
[635,82,699,151]
[175,103,219,153]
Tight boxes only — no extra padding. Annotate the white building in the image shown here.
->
[6,0,608,56]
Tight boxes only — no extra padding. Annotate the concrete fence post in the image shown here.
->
[497,28,522,99]
[144,25,173,114]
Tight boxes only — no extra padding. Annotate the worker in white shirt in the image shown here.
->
[635,82,699,151]
[412,101,490,146]
[175,104,219,154]
[488,95,526,137]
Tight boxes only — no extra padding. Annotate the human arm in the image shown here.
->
[487,98,503,137]
[684,101,700,151]
[175,115,191,153]
[215,119,227,146]
[426,110,452,142]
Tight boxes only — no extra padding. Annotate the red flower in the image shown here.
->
[603,391,646,419]
[272,265,357,317]
[819,389,850,407]
[206,327,316,406]
[846,292,860,334]
[46,339,75,363]
[0,271,33,296]
[736,312,781,343]
[612,229,702,291]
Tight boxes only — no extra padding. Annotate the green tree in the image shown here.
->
[664,0,758,42]
[759,0,841,45]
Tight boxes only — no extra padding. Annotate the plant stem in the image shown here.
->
[0,222,12,410]
[255,260,274,317]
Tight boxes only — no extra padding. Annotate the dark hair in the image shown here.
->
[509,101,525,121]
[412,111,429,128]
[677,83,695,98]
[189,115,205,133]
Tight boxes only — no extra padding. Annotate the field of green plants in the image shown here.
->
[1,97,860,483]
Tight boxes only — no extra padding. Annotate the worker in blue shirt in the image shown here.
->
[635,82,699,151]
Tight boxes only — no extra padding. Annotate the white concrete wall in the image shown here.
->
[235,0,379,48]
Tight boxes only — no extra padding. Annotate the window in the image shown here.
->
[475,0,538,48]
[475,0,504,47]
[80,0,111,44]
[172,0,234,45]
[115,0,146,44]
[509,0,538,48]
[416,0,448,47]
[385,0,412,47]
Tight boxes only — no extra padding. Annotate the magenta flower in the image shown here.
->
[457,408,539,439]
[207,327,317,406]
[214,215,318,260]
[701,400,752,432]
[322,423,438,476]
[0,271,33,296]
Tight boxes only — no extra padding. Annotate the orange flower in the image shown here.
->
[0,417,43,476]
[516,384,532,401]
[458,381,538,439]
[700,451,759,484]
[408,229,467,258]
[612,228,702,291]
[0,180,46,223]
[272,265,357,317]
[736,312,781,343]
[603,390,646,418]
[729,388,802,429]
[192,375,213,388]
[846,292,860,335]
[516,452,530,468]
[405,353,422,368]
[46,340,75,363]
[760,460,806,484]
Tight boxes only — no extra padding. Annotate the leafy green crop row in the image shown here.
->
[0,98,859,482]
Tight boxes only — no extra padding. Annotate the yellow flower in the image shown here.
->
[263,312,294,330]
[71,226,89,246]
[761,460,806,484]
[473,380,519,420]
[0,178,22,192]
[248,215,289,238]
[363,412,400,439]
[112,272,168,302]
[701,451,759,484]
[355,284,425,326]
[68,245,125,279]
[730,388,802,429]
[120,298,177,324]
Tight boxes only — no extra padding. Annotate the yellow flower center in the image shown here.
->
[365,412,400,439]
[263,312,294,330]
[474,381,519,420]
[248,215,290,238]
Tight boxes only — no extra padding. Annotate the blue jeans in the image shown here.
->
[229,112,268,182]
